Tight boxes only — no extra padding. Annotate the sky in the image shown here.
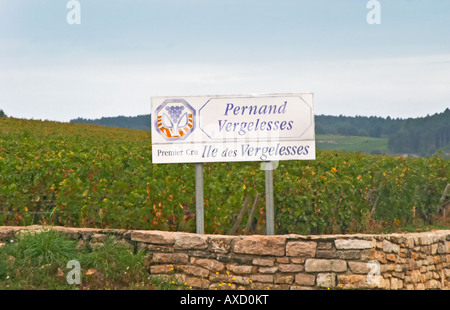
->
[0,0,449,122]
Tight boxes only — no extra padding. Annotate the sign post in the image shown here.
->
[151,93,315,235]
[265,162,275,235]
[195,163,204,234]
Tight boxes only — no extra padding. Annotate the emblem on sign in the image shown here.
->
[155,99,195,140]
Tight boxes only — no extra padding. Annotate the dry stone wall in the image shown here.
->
[1,225,449,290]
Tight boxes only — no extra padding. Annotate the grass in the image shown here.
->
[316,134,389,154]
[0,229,181,290]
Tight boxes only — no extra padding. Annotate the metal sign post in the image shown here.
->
[195,163,204,234]
[265,162,275,235]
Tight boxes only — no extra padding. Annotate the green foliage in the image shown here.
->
[78,237,147,281]
[0,117,449,235]
[275,152,449,234]
[13,229,78,266]
[0,230,172,290]
[0,229,78,289]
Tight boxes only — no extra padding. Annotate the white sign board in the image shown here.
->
[151,94,315,164]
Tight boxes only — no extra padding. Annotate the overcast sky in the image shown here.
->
[0,0,449,122]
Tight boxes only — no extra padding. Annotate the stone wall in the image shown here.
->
[1,225,449,290]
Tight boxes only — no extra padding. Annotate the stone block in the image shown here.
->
[291,258,306,264]
[250,274,274,283]
[230,275,252,285]
[317,249,362,260]
[415,283,425,290]
[150,264,174,274]
[431,244,438,255]
[209,236,233,253]
[253,258,275,266]
[294,273,316,286]
[410,270,422,283]
[227,264,254,274]
[147,244,175,253]
[305,259,347,272]
[336,250,362,260]
[371,251,386,263]
[216,254,253,265]
[233,236,286,256]
[316,273,336,288]
[383,240,400,254]
[185,276,210,289]
[444,268,450,279]
[337,274,370,289]
[258,266,278,274]
[249,282,280,290]
[335,239,374,250]
[275,275,294,284]
[317,242,333,250]
[390,277,403,290]
[381,263,395,272]
[419,234,432,246]
[386,254,396,262]
[337,274,364,288]
[437,242,448,254]
[175,234,208,250]
[276,257,290,264]
[177,265,210,278]
[290,285,315,290]
[278,264,304,273]
[191,258,225,272]
[131,230,176,244]
[152,253,189,264]
[286,241,317,257]
[348,261,370,274]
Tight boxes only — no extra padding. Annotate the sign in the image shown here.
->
[151,94,315,164]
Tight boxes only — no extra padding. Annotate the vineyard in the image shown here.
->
[0,117,449,235]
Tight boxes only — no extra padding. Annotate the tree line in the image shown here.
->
[71,114,151,131]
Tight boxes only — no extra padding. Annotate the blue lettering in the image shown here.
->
[273,121,280,130]
[218,120,227,131]
[224,103,234,116]
[287,121,293,130]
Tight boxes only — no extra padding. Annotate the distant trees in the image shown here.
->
[388,108,450,156]
[314,111,450,156]
[0,109,6,118]
[315,114,402,138]
[71,115,151,131]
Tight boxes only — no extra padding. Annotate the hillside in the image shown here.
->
[70,109,450,157]
[1,117,449,235]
